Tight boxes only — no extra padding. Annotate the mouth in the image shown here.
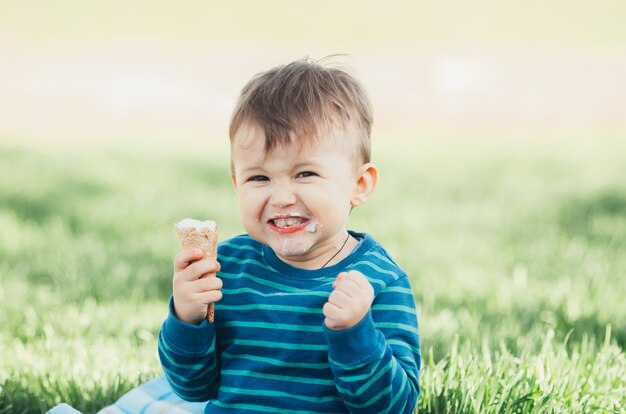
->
[268,215,312,234]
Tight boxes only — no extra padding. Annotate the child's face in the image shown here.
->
[231,123,368,268]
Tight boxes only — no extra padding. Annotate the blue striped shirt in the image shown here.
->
[158,232,421,413]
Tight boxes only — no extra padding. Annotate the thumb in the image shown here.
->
[332,272,347,289]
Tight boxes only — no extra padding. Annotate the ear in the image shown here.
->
[351,163,378,207]
[231,174,239,192]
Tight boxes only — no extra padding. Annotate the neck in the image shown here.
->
[320,232,351,268]
[279,232,356,270]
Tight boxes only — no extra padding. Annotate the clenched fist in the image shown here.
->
[172,248,223,325]
[323,270,374,331]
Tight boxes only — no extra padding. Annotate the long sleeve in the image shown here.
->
[157,233,420,413]
[158,297,220,402]
[324,276,421,413]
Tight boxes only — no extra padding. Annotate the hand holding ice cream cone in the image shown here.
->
[173,219,221,323]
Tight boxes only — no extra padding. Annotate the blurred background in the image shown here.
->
[2,1,625,148]
[1,2,626,412]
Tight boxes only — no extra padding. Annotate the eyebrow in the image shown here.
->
[291,160,321,170]
[236,159,321,176]
[237,165,266,175]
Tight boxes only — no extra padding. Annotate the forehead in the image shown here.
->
[231,121,358,163]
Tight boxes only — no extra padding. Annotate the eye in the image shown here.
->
[296,171,317,178]
[247,175,269,182]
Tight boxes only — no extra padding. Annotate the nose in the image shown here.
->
[270,183,297,208]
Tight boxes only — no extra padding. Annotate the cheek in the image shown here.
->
[237,188,262,207]
[317,183,355,209]
[238,206,262,238]
[309,193,352,224]
[237,192,261,222]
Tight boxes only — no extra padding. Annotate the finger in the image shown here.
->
[174,249,205,272]
[179,259,221,281]
[198,260,221,278]
[344,270,370,288]
[324,319,341,330]
[334,278,361,297]
[328,289,352,309]
[323,312,346,331]
[194,289,223,305]
[322,301,343,319]
[332,272,347,289]
[344,272,374,298]
[190,276,223,293]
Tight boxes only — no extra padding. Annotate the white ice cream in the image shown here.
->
[305,220,319,233]
[176,218,217,231]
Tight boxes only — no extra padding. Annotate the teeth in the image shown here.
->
[273,217,306,228]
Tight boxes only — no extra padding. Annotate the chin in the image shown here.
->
[271,236,313,259]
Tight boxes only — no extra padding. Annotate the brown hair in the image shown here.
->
[229,57,373,164]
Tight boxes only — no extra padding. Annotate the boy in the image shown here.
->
[158,58,421,413]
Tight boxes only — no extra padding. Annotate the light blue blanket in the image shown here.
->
[47,375,206,414]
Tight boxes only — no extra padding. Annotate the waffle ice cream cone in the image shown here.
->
[175,219,218,322]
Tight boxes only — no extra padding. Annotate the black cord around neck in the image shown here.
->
[321,233,351,268]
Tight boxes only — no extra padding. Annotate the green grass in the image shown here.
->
[1,137,625,413]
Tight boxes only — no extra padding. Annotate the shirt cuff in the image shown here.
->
[161,296,215,356]
[323,311,385,365]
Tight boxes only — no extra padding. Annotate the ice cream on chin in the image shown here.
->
[175,218,218,322]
